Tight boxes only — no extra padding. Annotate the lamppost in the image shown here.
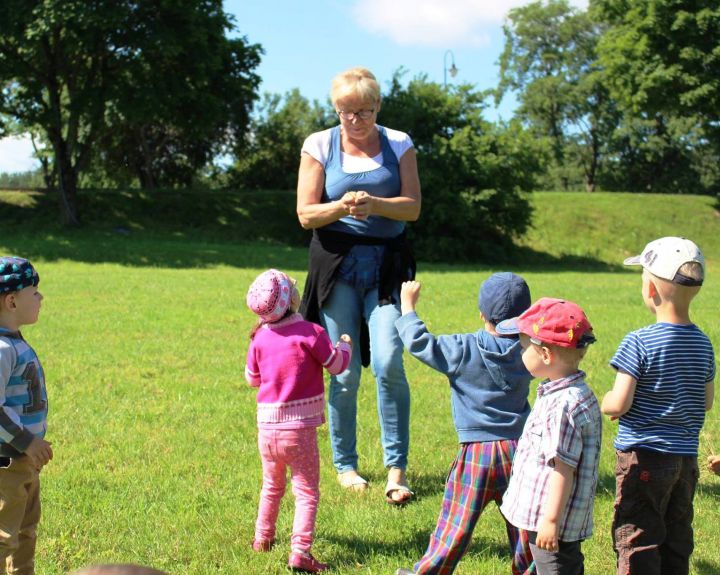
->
[444,49,458,87]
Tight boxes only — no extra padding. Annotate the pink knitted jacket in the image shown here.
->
[245,313,351,425]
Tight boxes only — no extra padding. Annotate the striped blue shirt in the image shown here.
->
[611,323,715,455]
[0,329,48,456]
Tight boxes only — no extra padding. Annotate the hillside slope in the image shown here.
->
[1,189,716,268]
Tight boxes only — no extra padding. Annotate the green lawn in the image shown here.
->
[0,190,718,574]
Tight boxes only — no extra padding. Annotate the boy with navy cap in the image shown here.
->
[393,272,534,575]
[497,297,601,575]
[602,237,715,575]
[0,256,52,575]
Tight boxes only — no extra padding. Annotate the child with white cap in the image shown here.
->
[245,269,352,573]
[601,237,715,575]
[393,272,535,575]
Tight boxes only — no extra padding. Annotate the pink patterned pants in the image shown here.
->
[255,427,320,552]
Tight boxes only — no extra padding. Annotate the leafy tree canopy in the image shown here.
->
[231,89,334,191]
[594,0,720,135]
[0,0,261,223]
[380,72,544,261]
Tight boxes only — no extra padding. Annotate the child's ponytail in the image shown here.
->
[249,317,264,340]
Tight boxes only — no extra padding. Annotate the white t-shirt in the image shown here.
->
[301,125,414,174]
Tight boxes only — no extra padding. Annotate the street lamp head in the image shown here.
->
[443,49,459,87]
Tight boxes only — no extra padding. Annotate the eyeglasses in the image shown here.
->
[336,109,375,121]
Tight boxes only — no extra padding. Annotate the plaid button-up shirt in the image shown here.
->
[500,371,602,542]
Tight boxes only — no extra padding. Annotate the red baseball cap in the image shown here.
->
[496,297,596,349]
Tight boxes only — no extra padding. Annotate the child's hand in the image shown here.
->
[708,455,720,475]
[400,281,421,315]
[25,437,53,470]
[535,518,559,552]
[339,334,352,346]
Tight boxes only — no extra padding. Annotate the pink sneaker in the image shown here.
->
[288,551,328,573]
[251,538,275,552]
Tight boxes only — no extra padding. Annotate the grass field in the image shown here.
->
[0,189,718,574]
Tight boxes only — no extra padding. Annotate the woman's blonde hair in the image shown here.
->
[330,67,381,107]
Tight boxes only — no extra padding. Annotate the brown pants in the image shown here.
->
[0,457,40,575]
[612,448,697,575]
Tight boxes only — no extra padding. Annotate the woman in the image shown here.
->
[297,67,421,504]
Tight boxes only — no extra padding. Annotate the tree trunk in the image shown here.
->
[137,126,158,190]
[30,134,56,192]
[585,129,599,193]
[55,145,81,226]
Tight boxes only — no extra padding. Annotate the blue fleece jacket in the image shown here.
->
[396,312,531,443]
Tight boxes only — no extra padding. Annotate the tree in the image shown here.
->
[598,114,715,193]
[231,89,335,190]
[497,0,617,192]
[594,0,720,140]
[594,0,720,194]
[380,73,544,261]
[0,0,261,224]
[90,3,261,190]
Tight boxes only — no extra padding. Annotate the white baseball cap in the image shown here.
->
[624,237,704,286]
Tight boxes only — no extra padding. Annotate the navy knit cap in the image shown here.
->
[0,257,40,294]
[478,272,530,325]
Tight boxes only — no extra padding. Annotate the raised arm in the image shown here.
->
[395,287,465,378]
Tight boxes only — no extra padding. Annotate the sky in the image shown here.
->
[0,0,588,174]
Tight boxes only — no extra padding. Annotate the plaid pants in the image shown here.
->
[414,440,535,575]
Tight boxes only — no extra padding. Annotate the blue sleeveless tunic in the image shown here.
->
[322,125,405,239]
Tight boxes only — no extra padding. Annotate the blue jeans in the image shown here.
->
[320,245,410,473]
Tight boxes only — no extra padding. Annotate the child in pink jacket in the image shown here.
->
[245,269,352,573]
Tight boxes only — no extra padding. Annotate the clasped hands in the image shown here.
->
[340,190,372,220]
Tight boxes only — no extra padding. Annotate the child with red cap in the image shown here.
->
[497,298,601,575]
[245,269,352,573]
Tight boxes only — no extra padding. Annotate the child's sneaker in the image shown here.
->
[288,550,328,573]
[251,538,275,552]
